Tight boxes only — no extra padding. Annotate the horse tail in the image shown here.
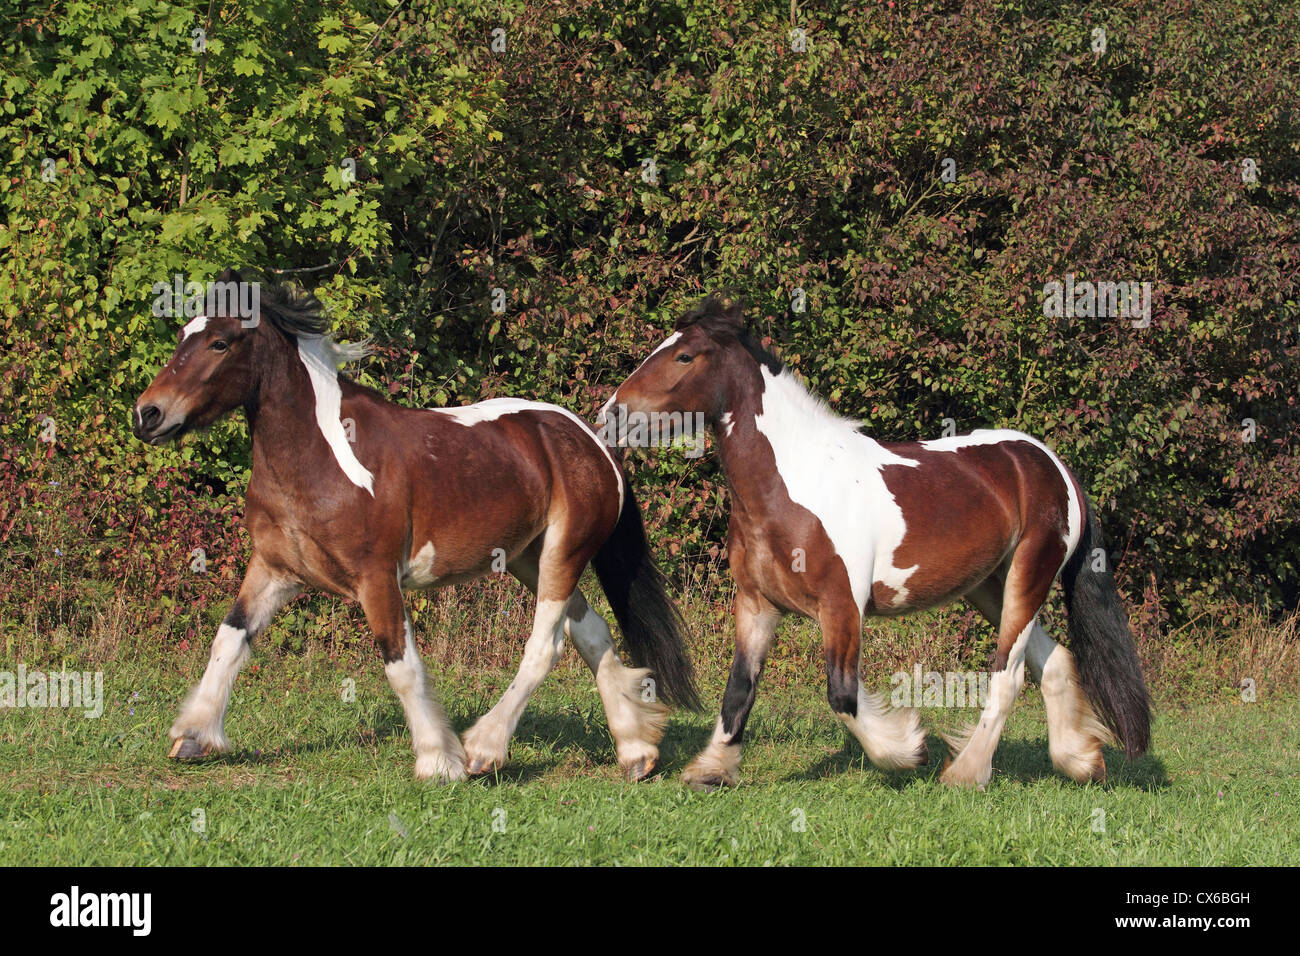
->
[1060,494,1151,758]
[591,470,701,710]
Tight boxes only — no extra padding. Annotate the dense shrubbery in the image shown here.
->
[3,0,1298,640]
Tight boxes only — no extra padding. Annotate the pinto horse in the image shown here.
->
[604,296,1150,789]
[132,272,697,782]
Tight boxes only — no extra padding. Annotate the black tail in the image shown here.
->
[591,472,701,711]
[1060,494,1151,758]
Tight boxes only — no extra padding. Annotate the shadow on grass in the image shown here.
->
[789,732,1170,790]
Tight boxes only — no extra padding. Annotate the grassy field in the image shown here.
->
[3,620,1297,866]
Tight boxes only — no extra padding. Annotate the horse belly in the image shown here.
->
[870,452,1021,614]
[405,443,550,587]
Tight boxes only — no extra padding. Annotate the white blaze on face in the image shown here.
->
[600,330,683,421]
[645,329,683,361]
[752,366,921,613]
[433,398,624,512]
[297,336,375,496]
[181,315,209,341]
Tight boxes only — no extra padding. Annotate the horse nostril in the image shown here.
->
[138,404,163,432]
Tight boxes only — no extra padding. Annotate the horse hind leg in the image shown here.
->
[461,546,579,775]
[563,588,669,781]
[964,577,1110,784]
[1026,624,1111,782]
[941,543,1060,789]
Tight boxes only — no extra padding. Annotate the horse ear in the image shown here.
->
[216,267,243,283]
[676,293,747,333]
[715,295,746,331]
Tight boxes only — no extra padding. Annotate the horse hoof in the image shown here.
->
[624,757,657,782]
[684,775,730,793]
[168,737,211,760]
[465,756,503,777]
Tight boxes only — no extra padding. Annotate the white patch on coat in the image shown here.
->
[296,335,375,496]
[434,398,623,511]
[181,315,209,340]
[920,429,1082,550]
[752,366,920,612]
[719,411,735,437]
[401,541,437,589]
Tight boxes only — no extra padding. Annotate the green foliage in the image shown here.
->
[2,0,1298,633]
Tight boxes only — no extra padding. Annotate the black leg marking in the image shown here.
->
[826,657,858,717]
[720,654,761,742]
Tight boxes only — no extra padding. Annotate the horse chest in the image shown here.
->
[729,450,918,617]
[246,503,364,596]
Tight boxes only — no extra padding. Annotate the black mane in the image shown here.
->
[675,294,783,374]
[217,268,331,338]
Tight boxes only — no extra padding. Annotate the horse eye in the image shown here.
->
[210,340,229,352]
[676,353,694,364]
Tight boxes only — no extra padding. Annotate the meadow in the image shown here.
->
[3,589,1296,867]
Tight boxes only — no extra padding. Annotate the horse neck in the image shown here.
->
[711,363,794,513]
[244,334,328,478]
[713,363,865,516]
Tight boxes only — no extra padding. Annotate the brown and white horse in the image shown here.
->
[132,272,697,782]
[604,296,1150,789]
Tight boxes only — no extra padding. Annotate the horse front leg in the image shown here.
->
[682,589,781,790]
[821,603,928,772]
[169,553,299,759]
[359,573,465,782]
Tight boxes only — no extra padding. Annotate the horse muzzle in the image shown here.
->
[132,402,185,444]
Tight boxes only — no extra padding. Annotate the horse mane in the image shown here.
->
[218,268,369,367]
[675,294,784,375]
[678,294,861,432]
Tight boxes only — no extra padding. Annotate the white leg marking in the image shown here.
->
[682,716,744,788]
[838,686,927,770]
[170,623,248,752]
[564,591,668,780]
[1027,624,1111,782]
[941,618,1034,789]
[170,575,298,754]
[462,598,568,773]
[384,617,465,782]
[681,606,781,790]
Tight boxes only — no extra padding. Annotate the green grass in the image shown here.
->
[2,643,1297,865]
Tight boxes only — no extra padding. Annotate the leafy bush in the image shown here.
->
[3,0,1297,641]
